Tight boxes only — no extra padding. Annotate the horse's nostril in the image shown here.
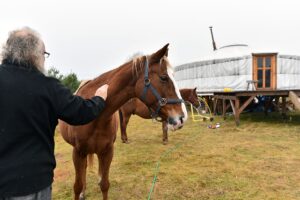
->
[167,117,177,126]
[179,115,184,124]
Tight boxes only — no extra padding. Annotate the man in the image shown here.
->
[0,27,108,199]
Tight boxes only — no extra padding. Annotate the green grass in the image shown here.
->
[53,112,300,200]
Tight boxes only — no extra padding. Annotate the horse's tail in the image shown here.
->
[87,154,94,171]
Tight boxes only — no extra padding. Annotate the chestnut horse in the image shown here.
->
[119,88,199,144]
[59,44,188,200]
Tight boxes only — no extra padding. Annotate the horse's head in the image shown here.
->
[180,88,201,110]
[134,44,187,131]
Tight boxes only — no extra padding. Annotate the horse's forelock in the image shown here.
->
[160,56,173,70]
[131,55,173,79]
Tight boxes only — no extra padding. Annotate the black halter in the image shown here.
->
[140,57,184,121]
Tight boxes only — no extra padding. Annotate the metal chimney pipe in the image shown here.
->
[209,26,217,51]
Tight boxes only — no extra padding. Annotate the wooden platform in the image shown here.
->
[204,90,300,126]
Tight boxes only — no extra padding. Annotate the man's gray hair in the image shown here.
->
[1,27,45,73]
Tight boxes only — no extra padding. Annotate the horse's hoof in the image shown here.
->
[163,141,168,145]
[79,193,85,200]
[122,139,130,144]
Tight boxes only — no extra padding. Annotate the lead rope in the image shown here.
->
[147,143,182,200]
[147,98,214,199]
[147,126,206,200]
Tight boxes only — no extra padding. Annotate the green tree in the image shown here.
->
[47,67,80,93]
[61,73,80,94]
[47,67,63,81]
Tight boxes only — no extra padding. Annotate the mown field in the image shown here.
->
[53,112,300,200]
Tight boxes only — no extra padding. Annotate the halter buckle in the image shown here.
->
[159,98,167,106]
[155,116,164,122]
[144,78,151,86]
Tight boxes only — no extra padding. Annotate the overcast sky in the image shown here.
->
[1,0,300,79]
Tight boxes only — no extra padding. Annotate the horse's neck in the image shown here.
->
[97,63,139,118]
[180,90,190,101]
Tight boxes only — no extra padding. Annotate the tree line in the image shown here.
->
[47,67,80,93]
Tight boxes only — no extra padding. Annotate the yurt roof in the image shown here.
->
[175,44,253,71]
[175,44,300,72]
[203,44,252,60]
[200,44,281,60]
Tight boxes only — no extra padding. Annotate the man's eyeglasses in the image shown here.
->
[44,51,50,58]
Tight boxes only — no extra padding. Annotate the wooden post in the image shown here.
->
[204,96,209,113]
[222,99,226,120]
[239,96,255,114]
[264,97,274,116]
[235,97,240,126]
[213,98,218,115]
[274,97,279,112]
[282,96,287,118]
[230,100,235,115]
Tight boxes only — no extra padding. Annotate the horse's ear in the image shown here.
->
[150,43,169,64]
[194,87,197,92]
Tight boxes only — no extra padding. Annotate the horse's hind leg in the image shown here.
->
[73,148,87,200]
[162,121,168,145]
[97,145,113,200]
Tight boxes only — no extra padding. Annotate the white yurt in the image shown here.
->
[174,44,300,93]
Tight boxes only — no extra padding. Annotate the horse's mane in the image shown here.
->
[75,57,144,97]
[132,55,173,77]
[132,55,145,79]
[76,54,172,97]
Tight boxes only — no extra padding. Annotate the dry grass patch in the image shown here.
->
[53,112,300,200]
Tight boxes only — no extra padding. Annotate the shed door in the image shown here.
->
[253,54,277,90]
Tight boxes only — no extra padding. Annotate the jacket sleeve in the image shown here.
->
[51,78,106,125]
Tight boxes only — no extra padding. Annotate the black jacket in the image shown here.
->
[0,63,105,197]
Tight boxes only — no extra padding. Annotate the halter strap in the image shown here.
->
[140,57,183,121]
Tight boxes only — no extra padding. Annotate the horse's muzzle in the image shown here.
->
[167,115,185,131]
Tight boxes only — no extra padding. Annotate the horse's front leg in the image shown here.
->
[72,148,87,200]
[119,110,131,143]
[97,144,114,200]
[162,121,168,145]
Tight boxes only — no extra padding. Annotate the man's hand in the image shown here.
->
[95,84,109,100]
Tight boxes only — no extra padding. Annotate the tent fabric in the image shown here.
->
[175,56,252,92]
[175,51,300,92]
[277,55,300,90]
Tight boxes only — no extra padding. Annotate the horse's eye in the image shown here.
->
[159,75,168,82]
